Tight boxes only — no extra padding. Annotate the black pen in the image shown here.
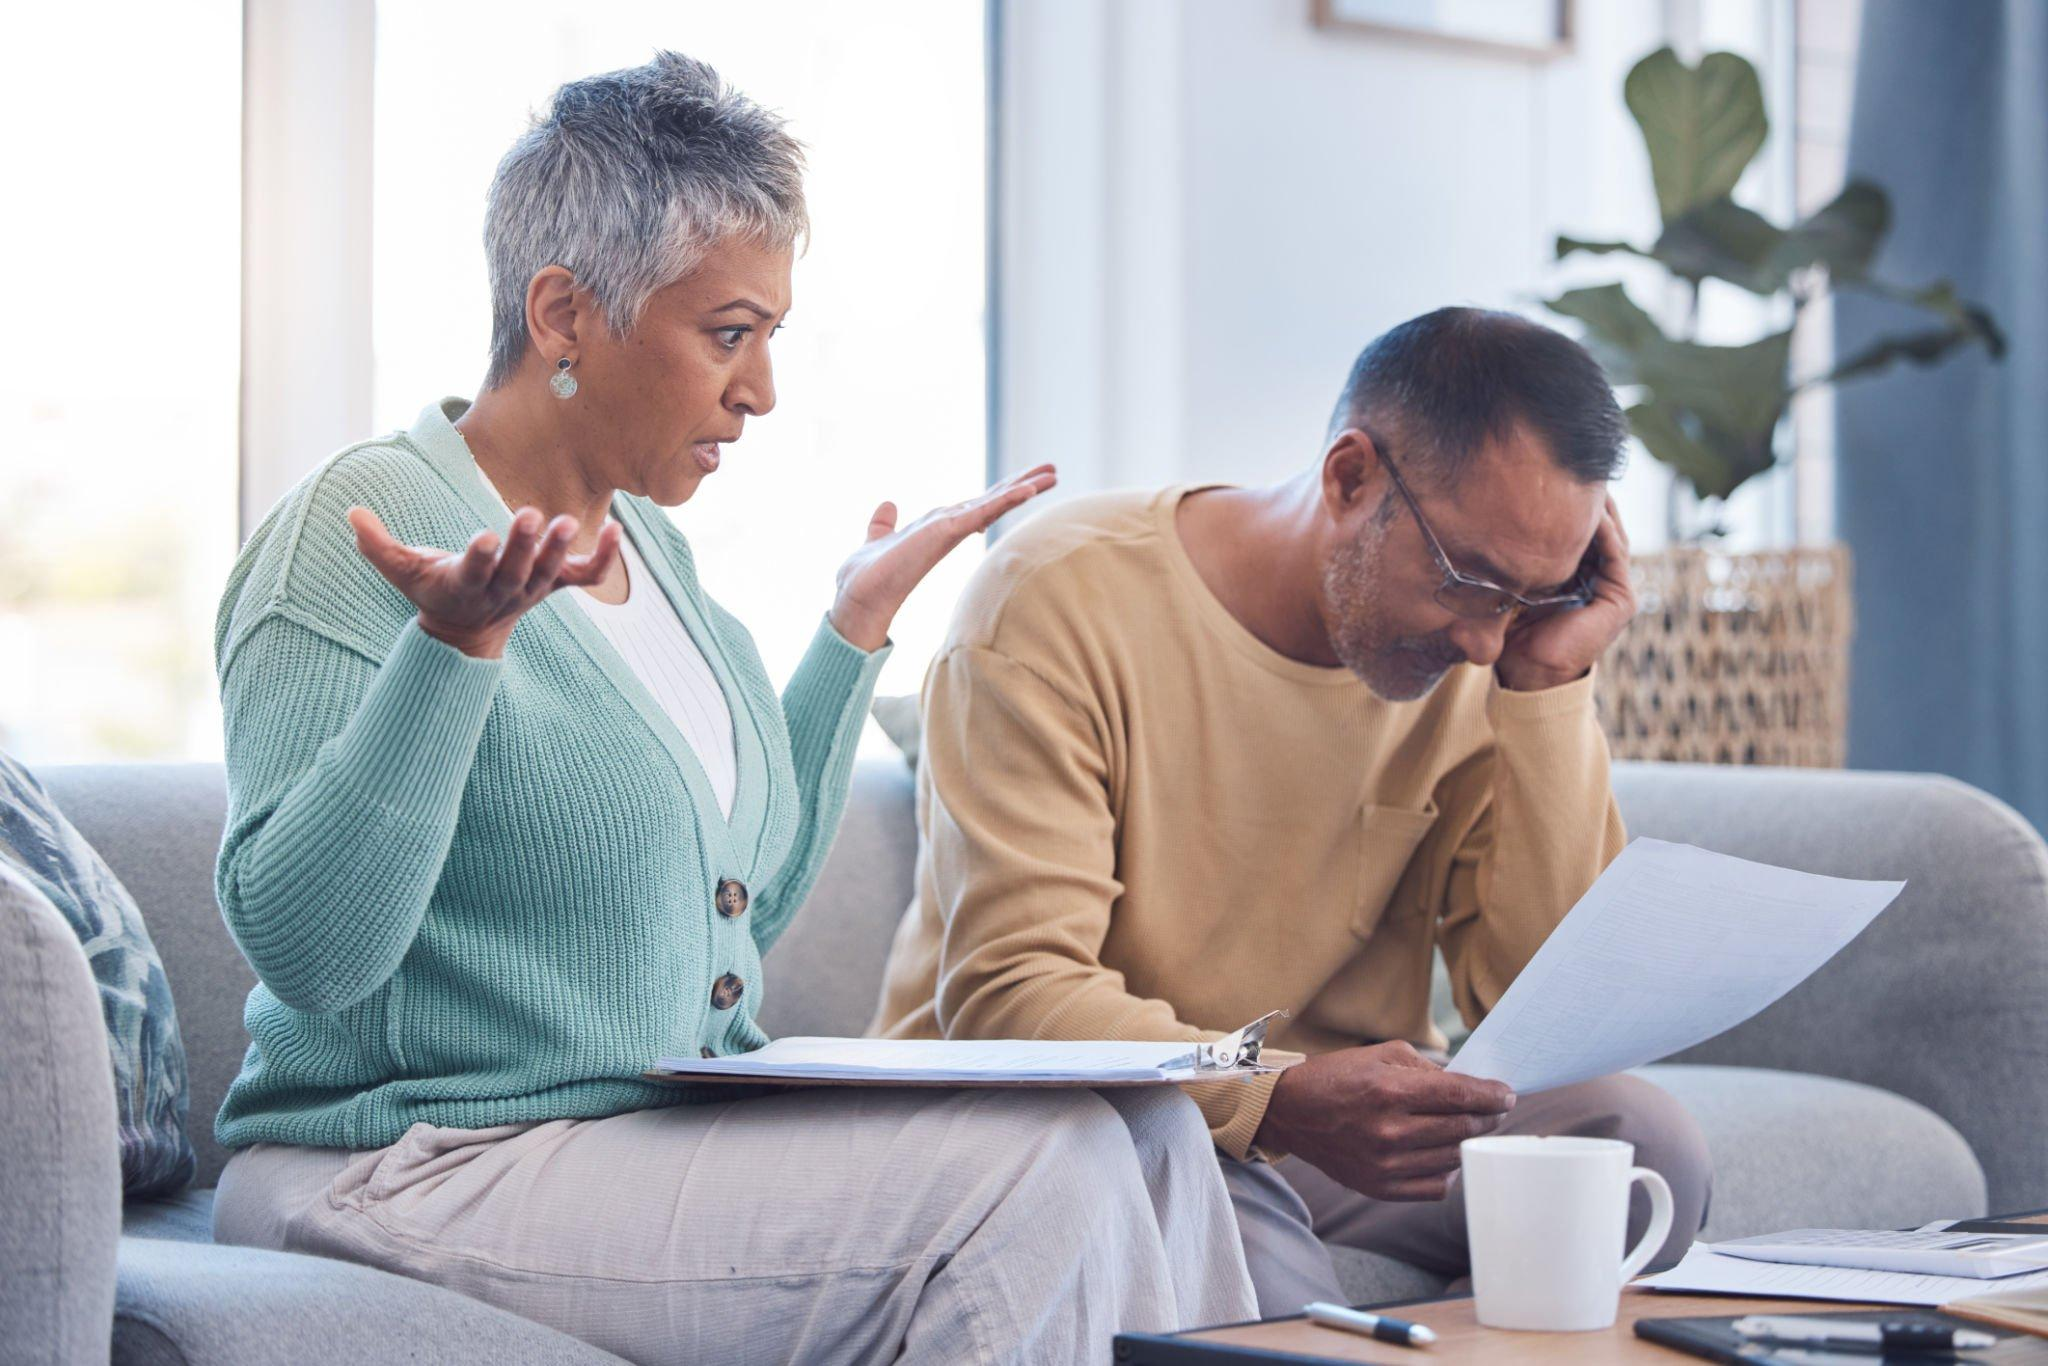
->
[1305,1302,1438,1347]
[1732,1315,1996,1353]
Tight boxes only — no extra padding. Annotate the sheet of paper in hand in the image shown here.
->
[1446,839,1903,1094]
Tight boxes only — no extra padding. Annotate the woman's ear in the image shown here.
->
[524,266,584,365]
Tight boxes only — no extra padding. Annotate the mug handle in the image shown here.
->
[1617,1167,1675,1284]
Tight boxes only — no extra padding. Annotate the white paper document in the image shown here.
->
[1639,1242,2048,1307]
[1446,838,1903,1094]
[648,1036,1272,1086]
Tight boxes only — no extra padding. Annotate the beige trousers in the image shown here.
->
[213,1087,1256,1365]
[1221,1072,1715,1317]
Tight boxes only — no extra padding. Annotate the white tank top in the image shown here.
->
[568,531,738,819]
[474,465,737,817]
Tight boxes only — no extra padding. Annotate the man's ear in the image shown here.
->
[1320,427,1384,521]
[524,266,585,365]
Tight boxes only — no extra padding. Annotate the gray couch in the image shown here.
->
[10,757,2047,1363]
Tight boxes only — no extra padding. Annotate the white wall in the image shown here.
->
[997,0,1802,552]
[241,0,376,534]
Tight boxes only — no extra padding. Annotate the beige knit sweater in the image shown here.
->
[870,485,1626,1159]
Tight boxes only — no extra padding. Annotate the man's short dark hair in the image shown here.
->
[1327,307,1627,490]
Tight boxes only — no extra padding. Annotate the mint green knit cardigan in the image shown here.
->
[211,399,888,1151]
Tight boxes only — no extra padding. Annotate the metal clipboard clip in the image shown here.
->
[1164,1009,1289,1073]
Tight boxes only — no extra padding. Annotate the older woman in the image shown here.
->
[208,52,1254,1363]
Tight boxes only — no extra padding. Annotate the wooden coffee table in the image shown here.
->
[1139,1209,2048,1363]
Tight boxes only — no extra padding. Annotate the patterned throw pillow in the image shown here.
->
[0,751,194,1197]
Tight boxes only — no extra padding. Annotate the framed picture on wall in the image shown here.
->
[1312,0,1573,60]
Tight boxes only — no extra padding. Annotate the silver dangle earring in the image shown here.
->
[550,356,579,400]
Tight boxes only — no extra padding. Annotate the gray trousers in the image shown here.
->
[214,1087,1256,1365]
[1220,1072,1714,1318]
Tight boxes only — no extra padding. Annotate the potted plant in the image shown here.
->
[1546,47,2003,765]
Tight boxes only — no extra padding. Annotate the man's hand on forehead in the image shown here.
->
[1492,494,1635,694]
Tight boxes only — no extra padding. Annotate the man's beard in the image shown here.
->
[1322,524,1467,702]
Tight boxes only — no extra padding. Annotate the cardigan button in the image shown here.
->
[700,1046,717,1059]
[715,878,750,919]
[711,973,745,1010]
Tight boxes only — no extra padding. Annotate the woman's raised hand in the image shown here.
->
[347,506,623,659]
[830,464,1058,652]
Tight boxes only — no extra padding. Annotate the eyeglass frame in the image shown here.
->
[1372,440,1598,621]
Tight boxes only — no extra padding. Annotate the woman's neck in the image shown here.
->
[455,384,615,556]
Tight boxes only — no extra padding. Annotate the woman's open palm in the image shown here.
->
[830,464,1058,651]
[347,506,623,659]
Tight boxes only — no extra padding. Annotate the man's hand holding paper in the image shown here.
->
[1256,1042,1516,1202]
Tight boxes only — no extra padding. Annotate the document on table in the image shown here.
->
[1639,1242,2048,1308]
[1446,838,1903,1094]
[645,1036,1277,1087]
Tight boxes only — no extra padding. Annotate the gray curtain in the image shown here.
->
[1837,0,2047,830]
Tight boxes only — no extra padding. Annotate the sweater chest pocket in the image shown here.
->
[1350,801,1439,940]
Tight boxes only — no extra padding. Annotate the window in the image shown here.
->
[372,1,989,712]
[2,5,241,762]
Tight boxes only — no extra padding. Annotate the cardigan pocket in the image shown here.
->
[1349,800,1439,940]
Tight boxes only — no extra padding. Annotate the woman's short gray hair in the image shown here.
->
[482,51,808,388]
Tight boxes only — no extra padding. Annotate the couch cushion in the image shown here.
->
[760,759,920,1038]
[35,763,249,1190]
[1616,763,2048,1215]
[5,752,195,1196]
[1638,1064,1988,1238]
[125,1187,217,1245]
[114,1236,629,1365]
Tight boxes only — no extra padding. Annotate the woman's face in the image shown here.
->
[578,235,794,507]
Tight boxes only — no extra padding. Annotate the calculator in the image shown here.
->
[1716,1228,2048,1279]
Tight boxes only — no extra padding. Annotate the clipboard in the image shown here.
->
[642,1010,1290,1089]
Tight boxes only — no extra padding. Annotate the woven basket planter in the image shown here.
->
[1594,543,1854,767]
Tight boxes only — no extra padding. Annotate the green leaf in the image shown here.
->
[1625,47,1769,222]
[1555,234,1653,264]
[1848,278,2009,357]
[1627,399,1734,498]
[1544,284,1792,437]
[1570,183,1890,298]
[1544,283,1792,500]
[1651,198,1785,291]
[1777,180,1889,282]
[1824,328,1965,386]
[1542,283,1664,384]
[1627,399,1780,502]
[1640,329,1793,443]
[1822,321,2001,387]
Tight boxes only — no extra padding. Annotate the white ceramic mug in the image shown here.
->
[1461,1134,1674,1332]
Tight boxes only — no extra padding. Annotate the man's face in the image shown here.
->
[1318,426,1605,700]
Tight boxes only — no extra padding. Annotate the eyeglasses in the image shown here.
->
[1377,445,1597,621]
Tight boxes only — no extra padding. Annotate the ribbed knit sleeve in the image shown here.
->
[216,614,502,1014]
[1436,670,1627,1027]
[749,614,891,953]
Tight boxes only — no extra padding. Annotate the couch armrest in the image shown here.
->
[0,861,121,1363]
[1613,763,2048,1214]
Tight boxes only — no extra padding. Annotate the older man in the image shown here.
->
[871,307,1712,1313]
